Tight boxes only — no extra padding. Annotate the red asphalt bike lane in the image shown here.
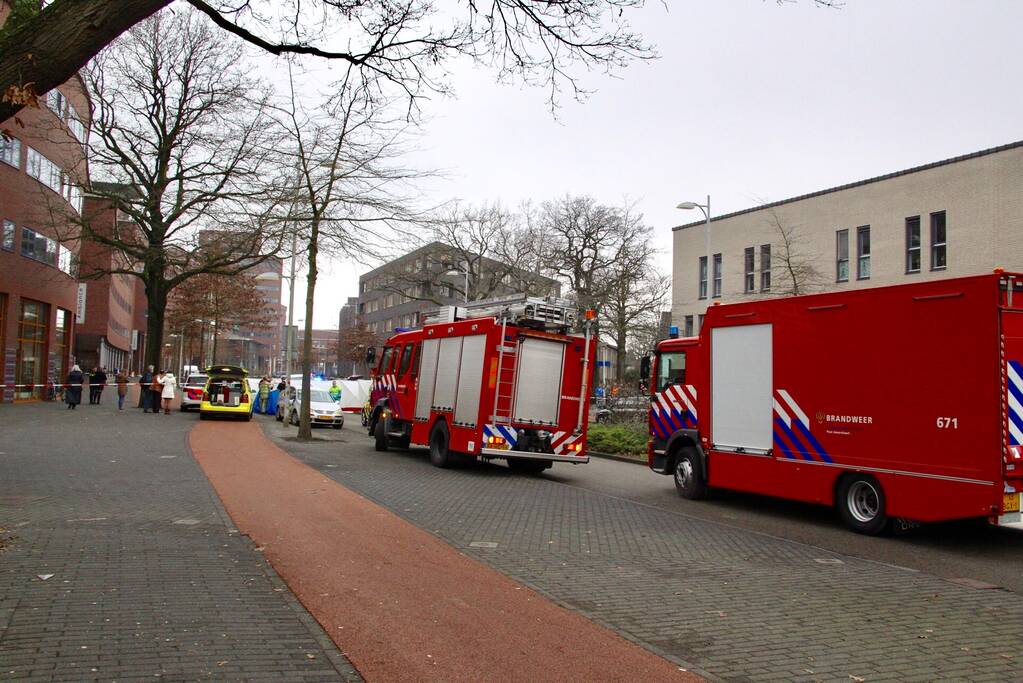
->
[189,421,697,682]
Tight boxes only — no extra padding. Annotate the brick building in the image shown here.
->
[0,2,91,401]
[672,140,1023,334]
[295,328,340,377]
[74,186,145,373]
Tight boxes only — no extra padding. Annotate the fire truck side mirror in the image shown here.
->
[365,347,376,365]
[639,355,651,382]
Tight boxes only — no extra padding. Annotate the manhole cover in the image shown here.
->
[469,541,499,549]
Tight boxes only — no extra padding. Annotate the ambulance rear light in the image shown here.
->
[203,391,210,401]
[240,393,249,404]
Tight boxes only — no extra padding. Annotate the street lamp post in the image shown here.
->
[677,194,712,303]
[445,260,470,303]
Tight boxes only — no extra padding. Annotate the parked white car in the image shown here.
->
[180,374,208,411]
[276,387,344,429]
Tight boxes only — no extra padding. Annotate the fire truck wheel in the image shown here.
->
[374,418,389,452]
[429,422,453,468]
[837,474,888,535]
[673,447,707,500]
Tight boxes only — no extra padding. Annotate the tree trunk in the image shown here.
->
[615,325,627,387]
[0,0,171,124]
[143,277,167,371]
[298,221,319,441]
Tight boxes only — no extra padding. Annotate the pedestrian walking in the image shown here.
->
[159,370,177,415]
[65,365,83,410]
[94,367,108,405]
[140,365,155,412]
[258,376,270,413]
[150,370,164,416]
[115,369,129,410]
[88,366,100,404]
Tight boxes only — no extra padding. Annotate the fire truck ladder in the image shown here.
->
[421,293,577,331]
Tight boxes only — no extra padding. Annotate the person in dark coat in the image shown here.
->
[140,365,154,413]
[66,365,84,409]
[92,367,108,404]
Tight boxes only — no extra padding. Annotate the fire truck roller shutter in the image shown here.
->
[711,324,773,452]
[415,338,441,420]
[432,336,463,412]
[454,334,487,427]
[513,337,566,425]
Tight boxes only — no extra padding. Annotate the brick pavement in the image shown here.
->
[0,401,360,682]
[264,422,1023,683]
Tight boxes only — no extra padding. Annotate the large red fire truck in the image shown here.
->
[646,272,1023,534]
[367,295,596,473]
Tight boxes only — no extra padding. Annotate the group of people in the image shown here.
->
[63,364,175,413]
[139,366,177,414]
[63,366,130,410]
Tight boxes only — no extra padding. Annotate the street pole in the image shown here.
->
[464,259,469,303]
[285,228,298,378]
[704,194,711,294]
[177,331,184,377]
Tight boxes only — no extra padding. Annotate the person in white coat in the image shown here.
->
[159,370,177,415]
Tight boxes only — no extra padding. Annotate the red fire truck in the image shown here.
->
[367,295,596,473]
[646,272,1023,534]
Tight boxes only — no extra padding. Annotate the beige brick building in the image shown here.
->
[671,140,1023,336]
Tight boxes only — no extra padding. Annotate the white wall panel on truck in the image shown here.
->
[415,338,440,419]
[513,337,565,425]
[432,336,463,411]
[711,323,773,452]
[454,334,486,427]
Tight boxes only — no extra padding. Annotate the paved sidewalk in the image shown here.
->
[0,401,359,681]
[189,420,697,683]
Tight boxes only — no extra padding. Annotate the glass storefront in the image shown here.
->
[15,299,48,401]
[54,308,69,384]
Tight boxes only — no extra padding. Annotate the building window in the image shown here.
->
[930,211,947,270]
[836,229,849,282]
[712,253,722,298]
[15,299,49,401]
[856,225,870,280]
[0,136,20,168]
[743,247,755,293]
[905,216,921,274]
[698,256,708,300]
[697,313,705,334]
[67,103,87,144]
[46,90,66,118]
[25,147,62,194]
[2,220,14,251]
[20,227,59,268]
[683,315,694,337]
[760,244,771,292]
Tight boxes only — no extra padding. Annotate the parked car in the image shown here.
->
[594,395,648,424]
[199,365,254,421]
[180,373,208,412]
[276,386,344,429]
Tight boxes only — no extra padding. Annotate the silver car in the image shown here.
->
[276,387,344,429]
[180,374,208,411]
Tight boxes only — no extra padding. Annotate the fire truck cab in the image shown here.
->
[646,272,1023,534]
[367,295,596,473]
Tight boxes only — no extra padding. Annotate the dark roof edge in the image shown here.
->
[671,139,1023,232]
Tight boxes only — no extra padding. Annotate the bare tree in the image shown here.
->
[338,319,380,376]
[540,195,630,316]
[765,208,824,296]
[64,9,284,369]
[0,0,667,124]
[272,66,420,440]
[374,202,554,306]
[599,206,670,379]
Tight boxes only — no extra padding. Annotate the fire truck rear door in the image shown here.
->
[513,337,565,426]
[415,338,440,420]
[711,323,773,453]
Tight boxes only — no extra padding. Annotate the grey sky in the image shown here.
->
[294,0,1023,328]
